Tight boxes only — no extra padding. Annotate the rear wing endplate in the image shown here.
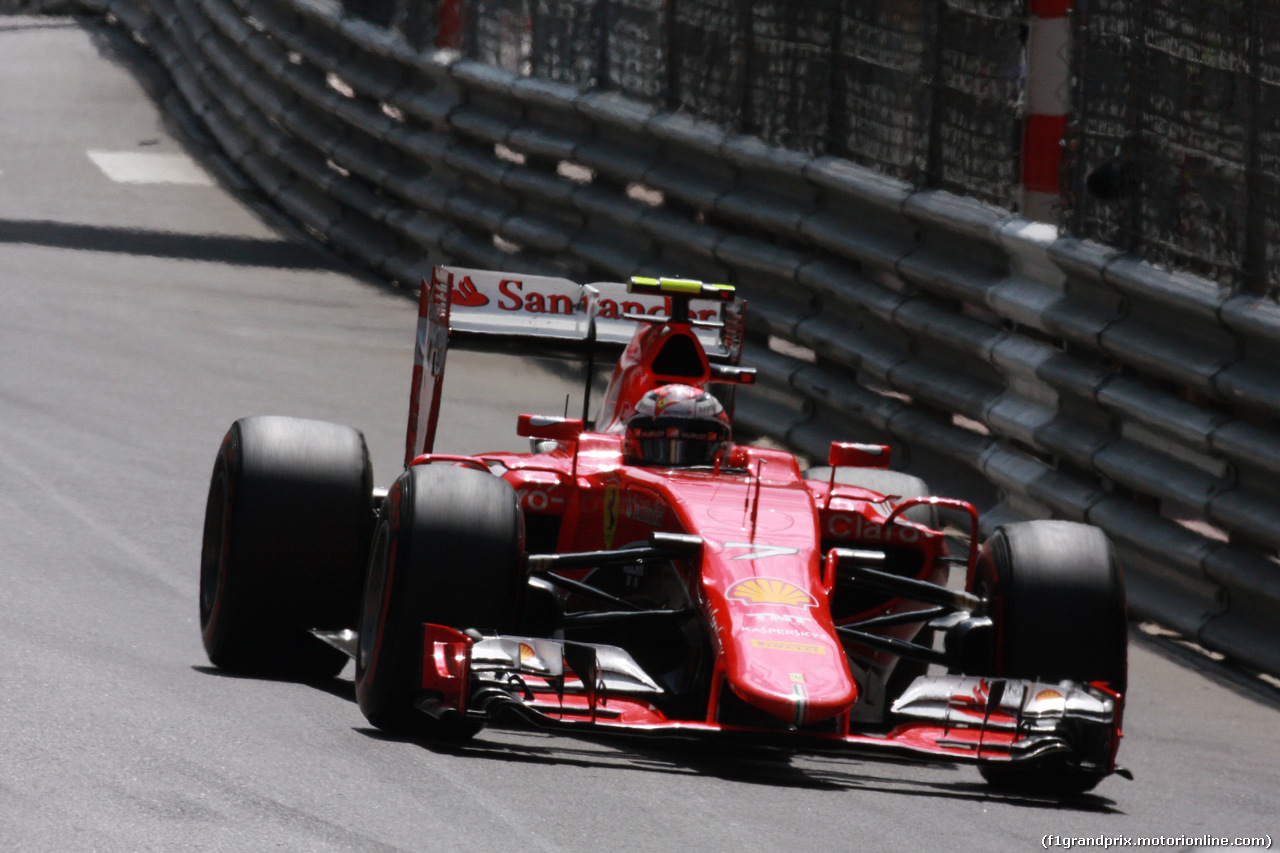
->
[405,269,452,465]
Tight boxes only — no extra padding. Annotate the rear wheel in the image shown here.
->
[200,416,373,680]
[355,464,525,738]
[976,520,1127,795]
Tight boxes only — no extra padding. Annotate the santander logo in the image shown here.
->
[450,275,490,307]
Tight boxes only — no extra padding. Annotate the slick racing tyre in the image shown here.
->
[976,520,1128,795]
[355,464,525,738]
[200,416,374,681]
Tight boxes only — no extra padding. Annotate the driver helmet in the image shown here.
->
[624,384,731,467]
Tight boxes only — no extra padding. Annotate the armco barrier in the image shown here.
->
[73,0,1280,676]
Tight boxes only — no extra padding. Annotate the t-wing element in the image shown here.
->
[627,276,737,299]
[627,276,735,324]
[708,364,756,385]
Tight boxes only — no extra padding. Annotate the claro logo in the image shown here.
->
[824,512,921,544]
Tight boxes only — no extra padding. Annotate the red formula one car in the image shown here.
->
[200,267,1129,795]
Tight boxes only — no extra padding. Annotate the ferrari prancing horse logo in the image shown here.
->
[602,485,620,550]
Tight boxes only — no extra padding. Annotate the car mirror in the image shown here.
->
[827,442,891,470]
[728,446,752,469]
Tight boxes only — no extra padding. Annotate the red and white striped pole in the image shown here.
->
[1022,0,1072,223]
[437,0,464,49]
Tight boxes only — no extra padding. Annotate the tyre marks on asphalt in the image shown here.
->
[0,432,184,597]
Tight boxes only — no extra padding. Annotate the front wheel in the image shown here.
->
[199,416,373,680]
[975,520,1127,795]
[355,464,525,738]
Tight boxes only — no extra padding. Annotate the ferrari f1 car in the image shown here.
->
[200,266,1129,795]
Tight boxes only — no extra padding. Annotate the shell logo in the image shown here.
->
[727,578,817,608]
[1034,688,1064,702]
[519,643,537,663]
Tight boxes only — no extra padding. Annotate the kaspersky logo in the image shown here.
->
[727,578,817,608]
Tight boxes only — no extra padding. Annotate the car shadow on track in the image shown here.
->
[354,721,1123,814]
[190,664,357,703]
[191,664,1122,813]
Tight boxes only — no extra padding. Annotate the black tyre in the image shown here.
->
[355,464,525,738]
[976,520,1128,795]
[200,416,374,680]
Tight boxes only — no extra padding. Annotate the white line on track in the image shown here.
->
[87,149,213,185]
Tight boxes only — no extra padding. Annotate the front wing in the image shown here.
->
[417,625,1122,772]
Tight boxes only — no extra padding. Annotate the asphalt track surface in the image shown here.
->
[1,16,1278,853]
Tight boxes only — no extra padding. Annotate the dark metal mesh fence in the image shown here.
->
[828,0,1022,201]
[468,0,532,73]
[525,0,669,97]
[338,0,1280,291]
[740,2,836,152]
[668,0,747,128]
[344,0,398,29]
[1064,0,1280,294]
[830,1,931,181]
[604,0,669,101]
[1061,0,1130,248]
[1258,5,1280,295]
[390,0,442,50]
[930,0,1023,205]
[347,0,1024,207]
[530,0,600,86]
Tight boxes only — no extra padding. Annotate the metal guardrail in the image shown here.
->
[72,0,1280,677]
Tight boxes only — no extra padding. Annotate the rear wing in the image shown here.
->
[431,266,740,349]
[405,265,746,465]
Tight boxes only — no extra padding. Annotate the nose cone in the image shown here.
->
[648,456,859,728]
[721,596,858,726]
